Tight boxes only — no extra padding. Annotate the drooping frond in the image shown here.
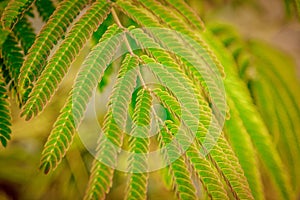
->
[13,17,35,54]
[131,0,225,78]
[251,73,300,189]
[153,88,228,199]
[18,0,90,104]
[161,119,229,200]
[157,120,198,200]
[209,25,295,194]
[1,32,24,98]
[210,22,299,194]
[1,0,35,29]
[225,98,264,200]
[21,1,111,120]
[201,30,294,199]
[140,55,253,199]
[0,0,298,199]
[84,54,139,200]
[39,24,122,174]
[229,72,293,199]
[35,0,55,22]
[248,40,300,192]
[208,24,265,199]
[125,88,152,200]
[0,67,11,147]
[248,40,300,123]
[116,0,226,119]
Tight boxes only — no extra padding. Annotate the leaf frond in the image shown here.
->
[0,67,11,147]
[39,24,123,174]
[18,0,90,104]
[125,88,152,200]
[225,98,265,200]
[163,120,229,200]
[201,31,294,199]
[1,0,35,29]
[84,54,139,200]
[1,32,24,101]
[21,1,111,120]
[141,55,254,199]
[130,0,225,78]
[13,16,35,54]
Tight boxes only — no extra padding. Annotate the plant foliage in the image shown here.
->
[0,0,299,199]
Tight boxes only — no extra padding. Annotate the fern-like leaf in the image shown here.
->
[157,120,198,200]
[39,24,122,174]
[143,54,252,199]
[1,32,24,99]
[0,67,11,147]
[116,0,226,121]
[18,0,90,104]
[133,0,225,78]
[84,54,139,200]
[21,1,111,120]
[248,40,300,191]
[140,55,253,199]
[161,119,229,200]
[125,88,152,200]
[202,31,294,199]
[1,0,35,29]
[252,75,300,188]
[13,17,35,54]
[207,24,265,199]
[225,98,265,200]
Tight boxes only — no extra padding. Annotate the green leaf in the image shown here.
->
[21,1,111,120]
[0,0,35,29]
[141,55,253,199]
[0,67,11,147]
[125,88,152,200]
[84,54,139,200]
[39,24,123,174]
[248,40,300,191]
[18,0,90,104]
[225,98,265,200]
[157,120,198,200]
[1,32,24,101]
[13,17,35,54]
[201,30,294,199]
[117,0,226,121]
[162,120,229,200]
[121,0,225,78]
